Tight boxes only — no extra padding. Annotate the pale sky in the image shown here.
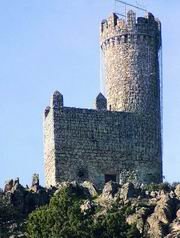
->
[0,0,179,187]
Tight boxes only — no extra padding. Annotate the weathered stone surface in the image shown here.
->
[80,200,95,215]
[4,179,14,192]
[150,190,158,198]
[81,181,98,197]
[169,220,180,237]
[176,209,180,220]
[147,195,175,238]
[120,182,136,200]
[101,11,161,114]
[32,173,39,186]
[175,184,180,198]
[127,207,152,234]
[102,181,119,200]
[1,180,180,237]
[31,173,40,193]
[3,178,51,215]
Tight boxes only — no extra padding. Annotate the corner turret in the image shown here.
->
[50,90,64,109]
[95,93,107,111]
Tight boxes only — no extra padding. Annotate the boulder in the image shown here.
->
[147,195,174,238]
[55,181,91,198]
[120,182,136,200]
[81,181,98,197]
[102,181,119,200]
[175,184,180,198]
[127,207,151,234]
[150,191,157,198]
[31,174,40,192]
[166,219,180,238]
[80,200,95,215]
[55,181,77,193]
[4,179,14,192]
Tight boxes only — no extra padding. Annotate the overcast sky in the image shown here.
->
[0,0,179,187]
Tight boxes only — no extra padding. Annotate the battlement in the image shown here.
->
[100,10,161,49]
[44,91,108,119]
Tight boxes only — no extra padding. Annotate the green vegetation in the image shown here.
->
[27,186,141,238]
[0,194,24,236]
[143,182,171,193]
[1,181,179,237]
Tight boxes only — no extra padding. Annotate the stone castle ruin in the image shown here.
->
[44,10,162,188]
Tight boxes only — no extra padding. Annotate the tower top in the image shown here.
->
[100,10,161,49]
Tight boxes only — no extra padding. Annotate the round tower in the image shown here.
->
[100,10,163,183]
[100,10,161,114]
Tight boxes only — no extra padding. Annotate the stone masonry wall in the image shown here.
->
[100,11,161,114]
[44,96,162,188]
[43,91,64,187]
[44,106,56,187]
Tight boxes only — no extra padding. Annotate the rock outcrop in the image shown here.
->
[1,179,180,238]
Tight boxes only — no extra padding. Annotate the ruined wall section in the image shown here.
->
[100,11,161,114]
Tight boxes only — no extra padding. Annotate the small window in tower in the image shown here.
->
[105,174,117,183]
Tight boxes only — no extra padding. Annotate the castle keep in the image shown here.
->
[44,10,162,188]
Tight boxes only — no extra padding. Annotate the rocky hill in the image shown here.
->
[0,177,180,237]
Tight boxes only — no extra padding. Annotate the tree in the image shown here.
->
[0,194,23,237]
[27,186,141,238]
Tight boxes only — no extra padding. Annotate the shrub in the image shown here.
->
[27,187,141,238]
[144,182,171,193]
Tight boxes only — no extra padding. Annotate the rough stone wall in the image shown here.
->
[100,11,161,114]
[44,107,56,187]
[43,91,64,187]
[100,10,162,184]
[44,97,162,188]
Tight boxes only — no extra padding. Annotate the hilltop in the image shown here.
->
[0,178,180,237]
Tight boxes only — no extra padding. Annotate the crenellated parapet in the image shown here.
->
[100,10,161,50]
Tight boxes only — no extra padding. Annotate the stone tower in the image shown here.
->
[100,10,162,183]
[44,10,163,188]
[100,11,162,114]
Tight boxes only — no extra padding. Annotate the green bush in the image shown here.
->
[144,182,171,193]
[27,187,141,238]
[0,195,24,236]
